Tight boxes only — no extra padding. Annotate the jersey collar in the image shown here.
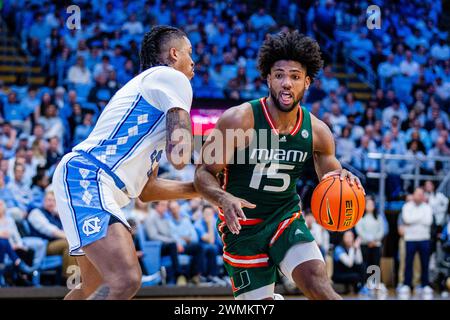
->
[260,97,303,136]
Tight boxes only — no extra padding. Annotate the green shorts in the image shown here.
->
[217,211,315,298]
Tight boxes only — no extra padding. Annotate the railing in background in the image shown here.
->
[342,48,377,91]
[366,153,450,217]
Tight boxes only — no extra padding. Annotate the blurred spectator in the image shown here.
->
[39,104,64,143]
[320,66,339,94]
[306,79,327,103]
[304,211,329,258]
[88,74,114,111]
[377,54,400,89]
[67,56,93,86]
[0,122,18,159]
[382,99,408,129]
[328,103,347,133]
[0,199,36,272]
[352,135,378,173]
[29,172,50,210]
[249,8,276,40]
[332,230,365,294]
[45,137,62,171]
[110,45,127,74]
[0,171,22,214]
[93,55,114,79]
[73,112,94,147]
[3,91,31,134]
[145,201,184,285]
[322,90,344,113]
[117,59,136,86]
[427,137,450,174]
[122,13,144,35]
[194,205,222,283]
[27,191,76,279]
[399,187,433,295]
[126,198,150,225]
[424,180,449,228]
[180,198,203,222]
[355,197,385,287]
[342,92,363,120]
[7,163,31,216]
[31,141,47,171]
[168,201,205,285]
[336,127,355,164]
[430,37,450,62]
[350,32,374,64]
[400,50,420,77]
[20,87,40,122]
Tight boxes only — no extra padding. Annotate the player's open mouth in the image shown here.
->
[280,91,293,104]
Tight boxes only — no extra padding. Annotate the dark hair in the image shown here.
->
[257,30,323,81]
[140,25,187,71]
[31,172,47,187]
[202,205,214,212]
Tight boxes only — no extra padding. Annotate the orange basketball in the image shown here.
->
[310,174,365,232]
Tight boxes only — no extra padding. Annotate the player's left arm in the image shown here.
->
[139,166,198,202]
[311,114,363,190]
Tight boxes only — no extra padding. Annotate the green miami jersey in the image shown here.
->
[217,97,316,297]
[219,97,313,227]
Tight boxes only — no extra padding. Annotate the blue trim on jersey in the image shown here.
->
[76,150,126,191]
[86,94,141,154]
[63,154,82,250]
[88,96,164,170]
[109,94,142,139]
[111,111,164,171]
[64,156,113,253]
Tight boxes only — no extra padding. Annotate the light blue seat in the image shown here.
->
[137,224,163,286]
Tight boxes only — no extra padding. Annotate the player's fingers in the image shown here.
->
[349,174,356,186]
[239,198,256,210]
[232,205,244,228]
[235,206,247,221]
[226,217,237,234]
[339,169,346,181]
[225,210,240,234]
[355,177,362,189]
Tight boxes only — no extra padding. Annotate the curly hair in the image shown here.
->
[140,25,187,71]
[257,30,324,81]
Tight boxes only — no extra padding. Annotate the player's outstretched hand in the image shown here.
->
[219,195,256,235]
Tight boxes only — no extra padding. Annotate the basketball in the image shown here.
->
[311,174,365,232]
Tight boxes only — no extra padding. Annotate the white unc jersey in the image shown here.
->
[73,66,193,199]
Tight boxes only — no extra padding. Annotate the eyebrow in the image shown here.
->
[273,68,304,73]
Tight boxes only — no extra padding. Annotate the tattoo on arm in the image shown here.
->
[166,108,193,168]
[87,285,111,300]
[166,108,192,154]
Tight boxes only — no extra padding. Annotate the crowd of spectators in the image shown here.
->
[0,0,449,293]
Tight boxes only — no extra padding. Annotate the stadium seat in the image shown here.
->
[136,224,164,286]
[16,220,63,286]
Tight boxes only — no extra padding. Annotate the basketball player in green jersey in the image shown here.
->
[194,31,363,300]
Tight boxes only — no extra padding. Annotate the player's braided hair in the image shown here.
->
[257,30,324,81]
[140,25,187,71]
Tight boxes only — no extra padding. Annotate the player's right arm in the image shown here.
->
[194,105,256,235]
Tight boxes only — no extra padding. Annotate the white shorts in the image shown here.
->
[53,152,131,256]
[235,241,324,300]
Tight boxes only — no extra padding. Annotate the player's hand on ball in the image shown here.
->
[323,169,365,194]
[219,194,256,235]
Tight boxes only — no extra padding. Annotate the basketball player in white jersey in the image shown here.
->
[53,26,198,299]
